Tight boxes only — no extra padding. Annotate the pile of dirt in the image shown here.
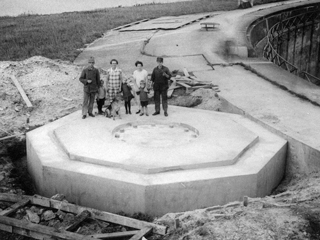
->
[155,172,320,239]
[0,56,88,139]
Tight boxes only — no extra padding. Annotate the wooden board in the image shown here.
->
[9,75,33,108]
[89,231,139,239]
[0,193,167,236]
[129,227,153,240]
[31,195,167,235]
[0,199,30,216]
[0,215,100,240]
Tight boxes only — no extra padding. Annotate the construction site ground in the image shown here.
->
[1,0,320,239]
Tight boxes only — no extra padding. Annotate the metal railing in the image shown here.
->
[263,11,320,86]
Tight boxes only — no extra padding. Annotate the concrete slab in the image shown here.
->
[120,13,213,31]
[194,65,320,172]
[27,105,286,216]
[54,112,259,174]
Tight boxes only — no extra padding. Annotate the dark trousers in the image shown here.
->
[124,99,132,113]
[82,92,96,115]
[96,98,105,112]
[154,85,168,113]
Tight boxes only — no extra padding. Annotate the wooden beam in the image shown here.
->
[89,230,139,239]
[0,135,18,142]
[129,227,152,240]
[0,199,30,216]
[0,194,167,236]
[64,210,90,232]
[30,195,167,235]
[176,82,192,93]
[9,75,33,108]
[0,193,28,202]
[0,215,99,240]
[183,67,190,77]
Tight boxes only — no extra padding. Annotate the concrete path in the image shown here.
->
[74,0,320,177]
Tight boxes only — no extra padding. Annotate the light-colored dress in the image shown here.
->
[107,67,122,99]
[133,69,148,87]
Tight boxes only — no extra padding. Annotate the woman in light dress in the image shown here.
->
[106,59,123,100]
[132,61,148,114]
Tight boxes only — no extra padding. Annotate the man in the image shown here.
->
[79,56,100,119]
[150,57,171,117]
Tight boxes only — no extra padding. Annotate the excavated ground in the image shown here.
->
[0,57,320,239]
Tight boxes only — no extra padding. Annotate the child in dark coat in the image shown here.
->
[121,78,134,114]
[137,80,149,116]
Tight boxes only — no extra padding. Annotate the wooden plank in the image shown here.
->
[0,215,99,240]
[183,67,190,77]
[89,230,139,239]
[176,82,191,88]
[0,199,30,216]
[129,227,152,240]
[176,82,192,93]
[0,193,28,202]
[32,194,51,207]
[64,210,90,232]
[30,195,167,235]
[9,75,33,108]
[0,135,17,142]
[0,222,13,232]
[189,85,214,89]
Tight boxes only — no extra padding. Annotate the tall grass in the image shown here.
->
[0,0,283,62]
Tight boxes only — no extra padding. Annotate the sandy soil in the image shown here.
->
[0,57,320,239]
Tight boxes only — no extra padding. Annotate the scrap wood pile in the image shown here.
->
[0,193,166,240]
[168,68,219,97]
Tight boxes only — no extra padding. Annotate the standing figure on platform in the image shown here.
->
[121,77,134,114]
[137,80,149,116]
[106,59,122,101]
[79,56,100,119]
[133,61,148,114]
[96,80,107,115]
[150,57,171,117]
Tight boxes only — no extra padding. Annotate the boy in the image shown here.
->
[138,80,149,116]
[96,80,107,115]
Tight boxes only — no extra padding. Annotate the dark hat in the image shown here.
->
[156,57,163,63]
[88,56,95,63]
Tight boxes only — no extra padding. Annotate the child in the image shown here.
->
[138,80,149,116]
[121,78,134,114]
[96,80,107,115]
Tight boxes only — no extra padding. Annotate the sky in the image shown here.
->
[0,0,193,16]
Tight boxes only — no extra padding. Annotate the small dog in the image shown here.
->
[105,93,123,120]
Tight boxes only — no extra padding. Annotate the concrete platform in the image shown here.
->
[27,105,286,216]
[120,13,213,31]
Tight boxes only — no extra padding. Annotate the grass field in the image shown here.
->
[0,0,283,62]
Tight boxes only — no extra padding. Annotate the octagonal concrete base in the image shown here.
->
[27,105,287,216]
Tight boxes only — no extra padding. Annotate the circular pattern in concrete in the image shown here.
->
[113,122,199,148]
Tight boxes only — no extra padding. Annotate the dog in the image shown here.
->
[105,93,123,120]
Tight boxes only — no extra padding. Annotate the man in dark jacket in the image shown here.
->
[150,57,171,117]
[79,56,100,119]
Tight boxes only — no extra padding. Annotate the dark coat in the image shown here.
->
[79,67,100,93]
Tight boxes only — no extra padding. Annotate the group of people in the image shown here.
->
[79,56,172,119]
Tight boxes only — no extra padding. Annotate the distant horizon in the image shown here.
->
[0,0,193,17]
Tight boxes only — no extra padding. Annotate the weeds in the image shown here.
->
[0,0,283,62]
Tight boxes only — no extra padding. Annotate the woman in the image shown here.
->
[132,61,148,114]
[106,59,122,100]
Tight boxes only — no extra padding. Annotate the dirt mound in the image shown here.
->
[0,56,88,138]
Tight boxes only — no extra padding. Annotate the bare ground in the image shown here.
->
[0,57,320,239]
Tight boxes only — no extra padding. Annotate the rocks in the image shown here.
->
[26,209,40,223]
[42,210,56,221]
